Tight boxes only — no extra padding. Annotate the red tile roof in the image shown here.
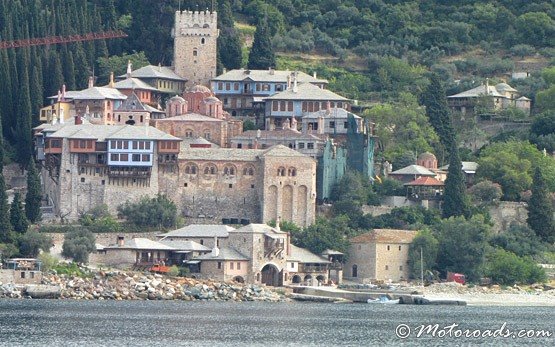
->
[404,176,444,186]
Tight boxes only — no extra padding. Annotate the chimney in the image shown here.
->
[117,236,124,247]
[61,84,66,101]
[269,67,274,75]
[317,115,325,135]
[158,62,162,72]
[88,76,94,88]
[276,216,281,232]
[223,68,227,74]
[211,237,220,257]
[326,100,331,114]
[74,116,82,125]
[126,60,133,78]
[313,71,317,79]
[292,73,298,93]
[286,75,291,90]
[485,78,489,95]
[109,72,115,88]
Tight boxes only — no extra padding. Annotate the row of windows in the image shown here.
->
[158,80,182,90]
[272,100,294,112]
[184,164,255,176]
[297,142,315,150]
[71,140,93,149]
[183,130,211,140]
[110,153,151,162]
[217,82,286,93]
[301,101,345,112]
[45,139,62,148]
[277,167,297,177]
[110,140,152,150]
[160,141,179,150]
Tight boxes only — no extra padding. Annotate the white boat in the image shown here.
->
[367,296,399,304]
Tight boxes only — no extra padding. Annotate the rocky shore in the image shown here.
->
[0,271,290,302]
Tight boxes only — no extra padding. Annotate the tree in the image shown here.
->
[117,194,178,229]
[292,216,352,255]
[217,0,243,71]
[484,248,546,285]
[536,86,555,112]
[435,215,490,282]
[25,160,42,223]
[515,12,554,47]
[18,231,52,258]
[527,167,555,243]
[509,44,535,58]
[96,51,150,85]
[243,119,256,131]
[0,174,14,244]
[10,192,28,234]
[489,223,546,258]
[247,15,276,70]
[408,229,439,280]
[62,228,96,263]
[421,73,456,162]
[15,62,33,168]
[442,145,471,219]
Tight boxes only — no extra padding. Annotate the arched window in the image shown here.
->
[185,129,193,138]
[185,164,198,174]
[223,165,236,176]
[193,49,198,56]
[201,37,206,44]
[288,167,297,176]
[204,164,217,175]
[203,131,211,140]
[352,265,358,277]
[243,166,255,176]
[277,167,286,176]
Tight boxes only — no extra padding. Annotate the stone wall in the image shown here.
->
[374,243,410,282]
[488,201,529,234]
[361,205,394,216]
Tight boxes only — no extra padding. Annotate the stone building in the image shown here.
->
[113,93,165,126]
[35,122,317,227]
[173,10,219,87]
[118,64,187,96]
[301,107,363,139]
[159,223,329,286]
[345,229,418,283]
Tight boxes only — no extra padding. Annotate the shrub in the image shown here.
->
[484,248,547,285]
[468,180,502,206]
[18,231,53,257]
[118,195,178,229]
[167,265,180,277]
[489,223,547,258]
[62,228,96,263]
[38,252,59,272]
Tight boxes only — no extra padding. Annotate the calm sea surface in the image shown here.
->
[0,299,553,346]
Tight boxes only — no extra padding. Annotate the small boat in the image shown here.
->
[367,296,399,304]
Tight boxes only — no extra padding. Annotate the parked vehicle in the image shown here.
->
[447,272,466,285]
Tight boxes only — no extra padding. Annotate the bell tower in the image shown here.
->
[173,10,219,87]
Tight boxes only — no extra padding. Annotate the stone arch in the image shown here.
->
[316,275,325,284]
[282,185,293,222]
[261,263,280,286]
[184,163,198,175]
[297,185,308,226]
[287,167,297,176]
[267,185,278,221]
[203,163,217,175]
[233,276,244,283]
[304,275,312,285]
[292,275,301,284]
[242,165,255,176]
[223,164,237,176]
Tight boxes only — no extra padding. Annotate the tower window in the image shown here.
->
[193,50,198,56]
[201,38,205,44]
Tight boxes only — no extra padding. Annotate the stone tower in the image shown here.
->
[173,10,219,87]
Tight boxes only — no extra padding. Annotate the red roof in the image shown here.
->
[404,176,444,186]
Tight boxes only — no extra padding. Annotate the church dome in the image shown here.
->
[203,96,221,104]
[169,95,186,103]
[188,85,212,93]
[417,152,438,170]
[417,152,437,162]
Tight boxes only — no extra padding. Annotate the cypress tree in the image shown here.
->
[217,0,242,70]
[527,167,555,243]
[422,73,456,162]
[25,159,42,223]
[16,60,33,169]
[442,145,471,219]
[0,174,14,244]
[247,14,275,70]
[61,46,76,90]
[0,49,13,139]
[10,192,28,234]
[73,42,90,89]
[46,51,63,97]
[30,63,43,127]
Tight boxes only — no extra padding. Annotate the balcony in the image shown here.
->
[108,166,151,178]
[299,264,329,273]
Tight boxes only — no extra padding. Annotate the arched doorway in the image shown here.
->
[233,276,244,283]
[292,275,301,284]
[352,265,358,278]
[316,275,325,285]
[261,264,280,286]
[304,274,312,285]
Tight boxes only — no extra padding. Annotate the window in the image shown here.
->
[287,167,297,176]
[290,263,294,269]
[203,131,211,140]
[217,262,222,269]
[280,101,286,111]
[277,167,286,176]
[298,143,305,149]
[120,154,129,161]
[344,122,349,129]
[307,143,314,149]
[101,180,105,185]
[142,154,150,162]
[80,177,85,183]
[133,141,138,149]
[225,83,230,91]
[223,165,235,176]
[230,262,234,270]
[234,83,239,91]
[237,262,241,270]
[251,184,254,188]
[243,167,254,176]
[387,245,391,251]
[204,165,217,175]
[229,184,233,188]
[399,245,402,251]
[184,183,188,187]
[200,239,204,245]
[256,83,261,91]
[132,154,141,162]
[329,121,335,129]
[185,130,193,138]
[288,101,293,111]
[272,101,278,111]
[218,82,223,90]
[399,266,403,271]
[185,164,198,174]
[139,142,145,150]
[385,265,389,270]
[201,38,205,44]
[193,49,198,56]
[352,265,358,277]
[110,154,118,161]
[79,140,86,148]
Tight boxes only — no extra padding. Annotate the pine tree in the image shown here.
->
[527,167,555,243]
[247,14,275,70]
[442,145,471,219]
[422,73,456,163]
[0,174,14,244]
[10,192,28,234]
[217,0,242,70]
[25,159,42,223]
[16,60,33,169]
